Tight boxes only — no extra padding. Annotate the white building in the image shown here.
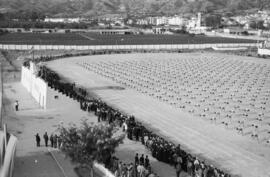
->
[136,19,149,25]
[156,17,168,26]
[167,16,185,26]
[44,18,81,23]
[187,17,197,29]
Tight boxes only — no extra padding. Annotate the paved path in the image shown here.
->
[47,52,270,177]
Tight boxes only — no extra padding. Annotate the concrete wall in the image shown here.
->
[0,43,260,51]
[21,63,76,109]
[21,63,47,108]
[0,125,18,177]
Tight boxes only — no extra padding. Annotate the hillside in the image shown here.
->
[0,0,269,17]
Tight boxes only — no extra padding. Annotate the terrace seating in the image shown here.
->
[77,55,270,144]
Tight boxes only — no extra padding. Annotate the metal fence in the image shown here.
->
[0,43,261,51]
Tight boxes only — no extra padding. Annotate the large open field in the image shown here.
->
[0,32,257,45]
[46,52,270,177]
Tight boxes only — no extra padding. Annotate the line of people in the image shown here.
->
[23,49,183,70]
[31,63,231,177]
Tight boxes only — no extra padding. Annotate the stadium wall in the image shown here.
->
[0,125,18,177]
[21,63,82,109]
[21,63,47,108]
[0,43,260,51]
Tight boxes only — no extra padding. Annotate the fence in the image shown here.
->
[0,43,261,51]
[0,125,17,177]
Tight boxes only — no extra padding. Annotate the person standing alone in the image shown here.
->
[14,100,19,111]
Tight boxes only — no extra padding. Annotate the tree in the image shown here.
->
[58,120,124,177]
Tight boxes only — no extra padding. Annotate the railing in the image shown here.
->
[0,54,17,177]
[0,125,17,177]
[0,62,2,129]
[0,43,261,51]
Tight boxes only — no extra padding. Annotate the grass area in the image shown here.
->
[0,32,257,45]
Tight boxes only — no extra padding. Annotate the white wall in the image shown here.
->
[21,63,47,108]
[21,62,75,109]
[0,124,18,177]
[258,48,270,56]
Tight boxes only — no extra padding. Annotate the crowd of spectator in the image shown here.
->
[22,48,185,69]
[26,60,232,177]
[109,153,157,177]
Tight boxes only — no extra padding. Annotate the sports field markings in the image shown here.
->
[77,33,95,41]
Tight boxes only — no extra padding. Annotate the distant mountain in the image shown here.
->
[0,0,269,18]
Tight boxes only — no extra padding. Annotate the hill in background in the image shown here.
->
[0,0,269,18]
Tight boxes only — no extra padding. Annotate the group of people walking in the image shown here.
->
[28,61,231,177]
[35,132,61,149]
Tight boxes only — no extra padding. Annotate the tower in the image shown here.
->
[197,12,201,28]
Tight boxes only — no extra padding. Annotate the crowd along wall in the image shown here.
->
[0,43,260,51]
[21,63,116,177]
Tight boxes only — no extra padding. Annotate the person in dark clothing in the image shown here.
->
[135,127,139,141]
[50,134,54,147]
[139,154,145,166]
[35,133,41,147]
[135,153,139,165]
[53,134,58,148]
[206,165,216,177]
[14,100,19,111]
[43,132,49,147]
[145,155,150,168]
